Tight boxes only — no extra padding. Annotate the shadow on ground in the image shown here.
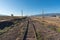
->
[0,21,14,30]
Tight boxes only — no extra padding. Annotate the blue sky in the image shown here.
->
[0,0,60,16]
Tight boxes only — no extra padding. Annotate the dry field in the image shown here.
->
[31,16,60,33]
[0,16,60,40]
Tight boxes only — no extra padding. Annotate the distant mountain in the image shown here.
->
[0,14,8,16]
[33,13,60,16]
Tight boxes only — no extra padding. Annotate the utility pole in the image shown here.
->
[21,10,23,17]
[42,9,44,18]
[42,9,44,21]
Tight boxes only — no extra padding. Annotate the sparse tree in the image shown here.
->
[52,15,56,17]
[11,14,13,17]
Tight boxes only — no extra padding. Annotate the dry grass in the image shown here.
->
[32,17,60,27]
[0,16,22,20]
[0,16,23,35]
[31,17,60,32]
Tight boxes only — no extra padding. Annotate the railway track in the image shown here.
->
[16,18,37,40]
[1,17,60,40]
[22,20,37,40]
[0,18,37,40]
